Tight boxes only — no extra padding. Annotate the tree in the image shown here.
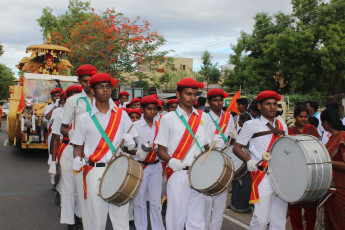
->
[38,1,167,83]
[200,50,221,89]
[0,44,16,100]
[223,0,345,95]
[37,0,93,40]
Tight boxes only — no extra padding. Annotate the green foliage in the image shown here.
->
[223,0,345,95]
[0,44,16,100]
[37,0,92,40]
[200,50,221,84]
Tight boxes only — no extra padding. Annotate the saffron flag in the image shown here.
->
[17,89,25,112]
[225,89,240,114]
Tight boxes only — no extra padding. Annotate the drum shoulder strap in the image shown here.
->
[252,130,273,138]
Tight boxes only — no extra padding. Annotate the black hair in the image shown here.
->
[321,108,345,131]
[176,86,198,93]
[140,103,157,109]
[248,99,259,113]
[207,94,224,101]
[326,101,340,112]
[239,113,252,123]
[308,116,319,128]
[197,96,206,106]
[236,98,248,107]
[307,101,319,111]
[294,104,309,117]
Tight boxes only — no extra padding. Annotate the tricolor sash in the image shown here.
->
[56,124,72,162]
[142,121,160,170]
[209,112,231,142]
[249,119,284,204]
[82,108,122,199]
[166,110,203,180]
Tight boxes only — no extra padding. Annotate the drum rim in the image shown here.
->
[99,154,143,206]
[223,146,250,180]
[188,149,235,195]
[269,134,333,203]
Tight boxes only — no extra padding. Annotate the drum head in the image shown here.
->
[225,146,248,171]
[190,150,224,190]
[100,156,129,199]
[269,136,308,202]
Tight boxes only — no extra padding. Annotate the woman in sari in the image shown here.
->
[288,104,320,230]
[321,108,345,230]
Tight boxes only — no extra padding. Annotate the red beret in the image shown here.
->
[60,91,66,100]
[50,88,61,95]
[194,101,198,106]
[167,99,179,105]
[89,73,116,87]
[66,85,83,94]
[207,88,228,98]
[140,95,159,105]
[158,101,163,106]
[257,90,281,102]
[177,78,204,89]
[114,101,119,107]
[130,97,141,105]
[119,91,130,97]
[127,108,142,116]
[76,64,97,77]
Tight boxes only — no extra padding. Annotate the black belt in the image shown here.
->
[139,159,159,166]
[88,162,106,167]
[257,165,268,173]
[61,140,71,145]
[182,166,190,170]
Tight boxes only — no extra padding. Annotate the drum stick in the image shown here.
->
[109,124,134,162]
[255,152,271,166]
[224,121,238,153]
[201,124,226,165]
[73,107,76,130]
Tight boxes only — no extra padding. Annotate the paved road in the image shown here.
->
[0,118,269,230]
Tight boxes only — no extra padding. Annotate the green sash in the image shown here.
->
[208,113,228,142]
[90,114,117,153]
[174,111,203,151]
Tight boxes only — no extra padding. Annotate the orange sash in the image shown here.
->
[83,108,122,199]
[214,112,231,135]
[56,124,72,162]
[166,110,203,180]
[142,121,160,170]
[249,119,283,204]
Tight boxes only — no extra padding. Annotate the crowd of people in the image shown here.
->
[42,64,344,230]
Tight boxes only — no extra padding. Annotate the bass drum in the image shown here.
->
[224,146,250,180]
[189,150,234,196]
[99,155,143,206]
[269,134,332,203]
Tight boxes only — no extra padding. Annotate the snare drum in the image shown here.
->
[99,154,143,206]
[269,135,332,203]
[189,150,234,196]
[224,146,250,180]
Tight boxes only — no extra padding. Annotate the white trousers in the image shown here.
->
[59,145,81,224]
[75,171,92,230]
[166,170,205,230]
[250,175,288,230]
[47,133,54,185]
[204,190,227,230]
[86,167,129,230]
[133,162,165,230]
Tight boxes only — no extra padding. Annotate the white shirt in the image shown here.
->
[71,106,138,163]
[154,106,212,166]
[133,117,157,161]
[313,112,330,144]
[51,109,64,136]
[208,110,234,149]
[44,103,56,128]
[236,116,288,162]
[62,90,116,129]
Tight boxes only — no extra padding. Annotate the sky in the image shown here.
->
[0,0,293,77]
